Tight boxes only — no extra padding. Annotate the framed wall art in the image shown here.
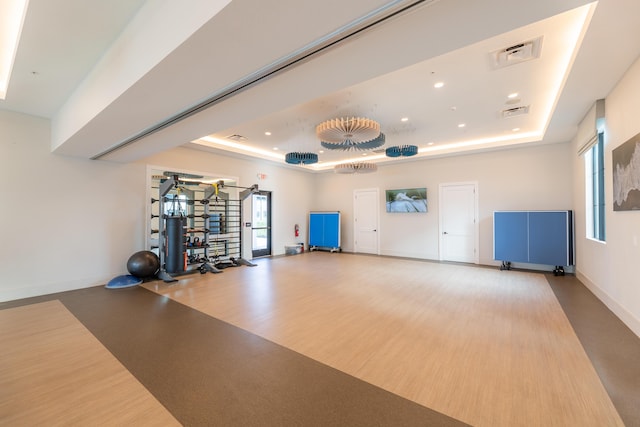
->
[613,131,640,211]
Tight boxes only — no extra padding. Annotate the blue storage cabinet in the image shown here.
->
[309,211,341,252]
[494,210,573,275]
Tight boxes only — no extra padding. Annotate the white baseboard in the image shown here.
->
[0,278,104,303]
[576,270,640,339]
[380,250,439,260]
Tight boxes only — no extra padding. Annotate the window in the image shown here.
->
[164,194,187,216]
[585,132,605,241]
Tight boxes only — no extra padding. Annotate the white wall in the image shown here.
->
[139,147,316,259]
[0,110,147,302]
[0,118,315,303]
[315,142,573,265]
[573,56,640,337]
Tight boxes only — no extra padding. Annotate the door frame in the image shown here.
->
[438,181,479,263]
[353,188,380,255]
[251,190,272,258]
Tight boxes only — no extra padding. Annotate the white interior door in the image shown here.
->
[354,188,379,254]
[439,183,478,263]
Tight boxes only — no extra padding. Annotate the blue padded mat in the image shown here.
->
[105,274,143,289]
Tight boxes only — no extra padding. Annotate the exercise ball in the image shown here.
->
[127,250,160,278]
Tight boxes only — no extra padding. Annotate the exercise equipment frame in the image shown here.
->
[152,174,259,282]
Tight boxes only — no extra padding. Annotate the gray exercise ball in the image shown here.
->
[126,250,160,278]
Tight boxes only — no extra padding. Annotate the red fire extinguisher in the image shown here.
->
[294,224,299,237]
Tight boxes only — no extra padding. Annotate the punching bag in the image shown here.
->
[165,215,186,273]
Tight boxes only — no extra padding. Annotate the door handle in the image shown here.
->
[443,231,448,234]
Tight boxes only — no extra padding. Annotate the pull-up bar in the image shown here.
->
[160,174,259,200]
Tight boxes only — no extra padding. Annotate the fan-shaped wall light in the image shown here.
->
[321,133,386,151]
[285,151,318,165]
[385,145,418,157]
[317,117,384,151]
[334,162,378,174]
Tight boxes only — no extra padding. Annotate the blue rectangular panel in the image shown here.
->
[528,211,569,266]
[309,212,340,249]
[494,211,528,262]
[309,213,324,247]
[322,213,340,247]
[209,213,221,234]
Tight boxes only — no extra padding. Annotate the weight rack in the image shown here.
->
[150,174,259,282]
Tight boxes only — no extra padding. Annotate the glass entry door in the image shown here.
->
[251,191,271,258]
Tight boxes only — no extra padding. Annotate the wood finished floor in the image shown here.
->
[142,252,624,427]
[0,300,179,426]
[2,252,639,426]
[1,273,466,426]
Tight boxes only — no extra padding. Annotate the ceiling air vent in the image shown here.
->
[501,105,530,118]
[490,36,542,69]
[226,134,247,141]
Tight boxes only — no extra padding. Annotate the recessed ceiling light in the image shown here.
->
[401,117,409,122]
[272,147,279,150]
[458,123,466,128]
[265,131,272,136]
[508,92,519,99]
[362,153,368,156]
[427,142,434,146]
[512,128,520,132]
[434,82,445,88]
[318,150,324,154]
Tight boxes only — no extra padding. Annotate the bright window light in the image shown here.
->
[0,0,29,99]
